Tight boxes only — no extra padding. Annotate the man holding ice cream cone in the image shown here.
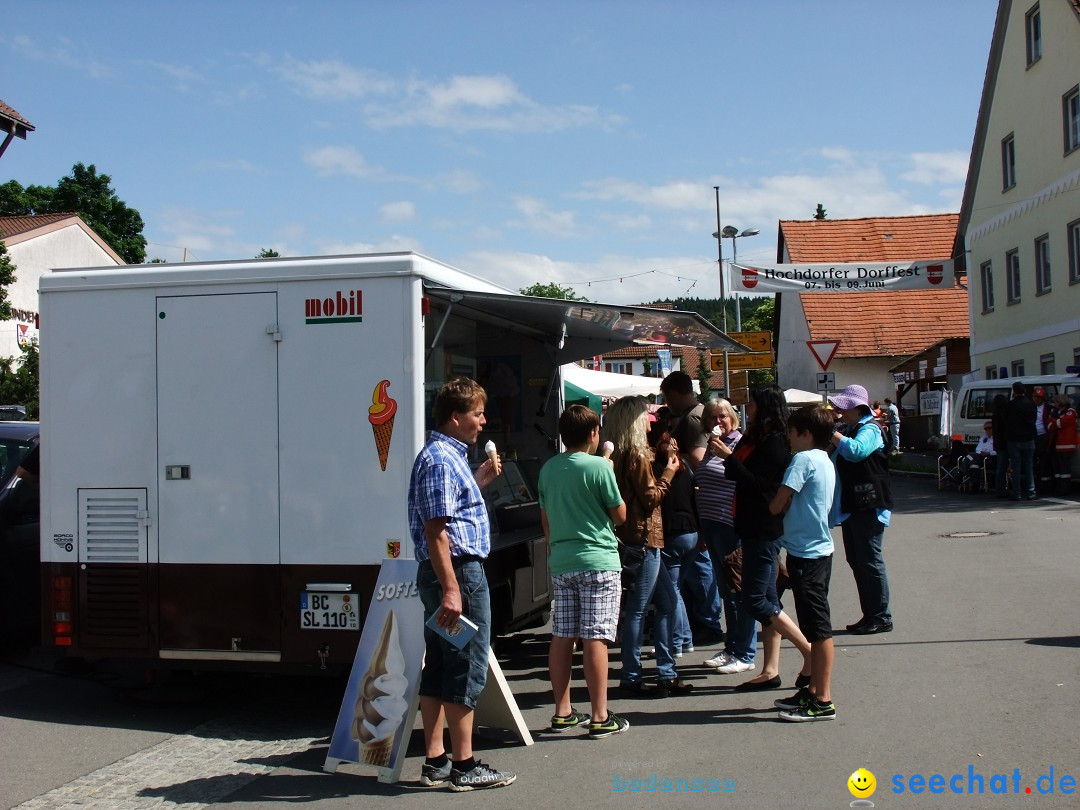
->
[407,377,516,792]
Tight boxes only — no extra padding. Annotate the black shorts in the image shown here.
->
[786,554,833,642]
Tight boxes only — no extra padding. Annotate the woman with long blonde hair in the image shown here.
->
[603,396,687,696]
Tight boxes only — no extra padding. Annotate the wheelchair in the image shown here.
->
[938,449,993,493]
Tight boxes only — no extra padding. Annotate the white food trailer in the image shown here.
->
[38,252,745,669]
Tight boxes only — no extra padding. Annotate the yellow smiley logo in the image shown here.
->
[848,768,877,798]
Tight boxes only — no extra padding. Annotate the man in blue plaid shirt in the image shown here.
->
[408,377,516,792]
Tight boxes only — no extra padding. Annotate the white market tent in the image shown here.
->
[785,387,826,405]
[562,363,699,400]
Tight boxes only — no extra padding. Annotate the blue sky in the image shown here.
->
[3,1,997,305]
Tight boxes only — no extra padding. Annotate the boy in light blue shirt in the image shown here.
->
[769,404,837,722]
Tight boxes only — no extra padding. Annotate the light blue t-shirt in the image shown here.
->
[780,448,835,559]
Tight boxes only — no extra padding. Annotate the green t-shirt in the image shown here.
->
[538,451,623,575]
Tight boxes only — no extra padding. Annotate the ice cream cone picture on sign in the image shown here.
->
[352,610,409,767]
[368,380,398,471]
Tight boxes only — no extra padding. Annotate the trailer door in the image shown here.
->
[156,292,281,658]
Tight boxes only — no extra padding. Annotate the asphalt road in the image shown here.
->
[1,475,1078,809]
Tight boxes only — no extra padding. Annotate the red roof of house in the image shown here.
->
[0,213,77,240]
[779,214,959,263]
[801,288,970,358]
[780,214,968,358]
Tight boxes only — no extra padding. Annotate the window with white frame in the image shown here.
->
[986,365,999,380]
[1040,353,1055,374]
[1006,248,1021,303]
[1069,219,1080,284]
[1065,86,1080,154]
[1011,359,1026,377]
[980,261,994,312]
[1025,3,1042,66]
[1035,235,1051,294]
[1001,134,1016,190]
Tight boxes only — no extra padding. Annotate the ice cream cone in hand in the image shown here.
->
[484,440,501,476]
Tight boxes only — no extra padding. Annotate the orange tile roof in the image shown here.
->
[801,288,970,358]
[780,213,958,263]
[0,213,77,239]
[780,214,967,358]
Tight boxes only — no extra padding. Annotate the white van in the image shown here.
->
[951,371,1080,481]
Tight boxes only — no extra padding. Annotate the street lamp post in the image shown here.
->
[721,225,760,332]
[712,187,729,398]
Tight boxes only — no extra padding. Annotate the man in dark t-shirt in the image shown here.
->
[659,371,708,472]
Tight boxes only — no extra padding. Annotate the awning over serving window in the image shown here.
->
[424,288,749,363]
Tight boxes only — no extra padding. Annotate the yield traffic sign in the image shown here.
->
[807,340,841,371]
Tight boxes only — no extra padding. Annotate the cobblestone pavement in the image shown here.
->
[12,711,323,810]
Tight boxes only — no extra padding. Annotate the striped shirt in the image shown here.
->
[408,430,490,561]
[695,429,741,525]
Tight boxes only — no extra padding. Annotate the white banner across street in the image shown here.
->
[730,259,954,294]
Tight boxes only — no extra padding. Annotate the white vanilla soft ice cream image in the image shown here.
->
[352,611,409,764]
[712,425,722,436]
[601,440,614,459]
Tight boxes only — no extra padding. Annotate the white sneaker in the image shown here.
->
[704,651,734,669]
[716,659,756,674]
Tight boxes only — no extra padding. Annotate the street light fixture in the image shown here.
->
[722,226,760,331]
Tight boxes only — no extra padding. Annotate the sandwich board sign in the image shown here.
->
[324,557,532,784]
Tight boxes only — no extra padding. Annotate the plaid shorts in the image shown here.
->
[552,570,622,641]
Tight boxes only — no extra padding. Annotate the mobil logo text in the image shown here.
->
[305,289,364,324]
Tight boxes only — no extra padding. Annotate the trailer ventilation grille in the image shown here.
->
[80,564,149,647]
[79,489,148,563]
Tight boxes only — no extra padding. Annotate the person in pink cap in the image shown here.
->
[827,385,894,635]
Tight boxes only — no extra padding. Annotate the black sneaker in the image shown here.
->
[774,687,813,711]
[778,697,836,722]
[420,759,452,787]
[656,678,694,696]
[549,708,591,732]
[588,711,630,739]
[448,760,517,792]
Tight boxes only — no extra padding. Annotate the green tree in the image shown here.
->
[257,248,280,258]
[519,282,587,301]
[741,296,777,387]
[0,242,16,321]
[0,341,39,418]
[0,163,146,263]
[814,203,827,220]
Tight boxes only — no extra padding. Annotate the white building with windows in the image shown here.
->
[958,0,1080,379]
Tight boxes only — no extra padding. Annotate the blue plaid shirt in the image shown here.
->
[408,430,490,562]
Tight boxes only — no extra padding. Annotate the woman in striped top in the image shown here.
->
[696,399,757,674]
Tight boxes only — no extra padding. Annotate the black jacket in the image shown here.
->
[724,431,789,543]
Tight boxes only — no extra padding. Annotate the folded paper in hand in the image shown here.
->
[424,612,479,649]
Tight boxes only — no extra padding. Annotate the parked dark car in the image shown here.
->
[0,421,40,644]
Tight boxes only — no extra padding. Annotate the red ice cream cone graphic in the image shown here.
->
[368,380,398,471]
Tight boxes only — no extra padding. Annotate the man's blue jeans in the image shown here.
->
[841,511,891,625]
[1008,439,1036,499]
[701,518,756,663]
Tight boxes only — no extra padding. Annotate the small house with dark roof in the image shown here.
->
[775,214,969,422]
[0,213,124,357]
[0,99,35,160]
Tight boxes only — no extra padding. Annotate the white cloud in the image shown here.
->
[510,196,581,238]
[380,201,415,223]
[269,56,617,133]
[303,146,388,180]
[901,151,970,186]
[277,57,393,100]
[9,33,113,80]
[317,234,423,255]
[456,250,715,306]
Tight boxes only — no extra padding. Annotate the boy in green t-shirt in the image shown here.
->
[539,405,628,739]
